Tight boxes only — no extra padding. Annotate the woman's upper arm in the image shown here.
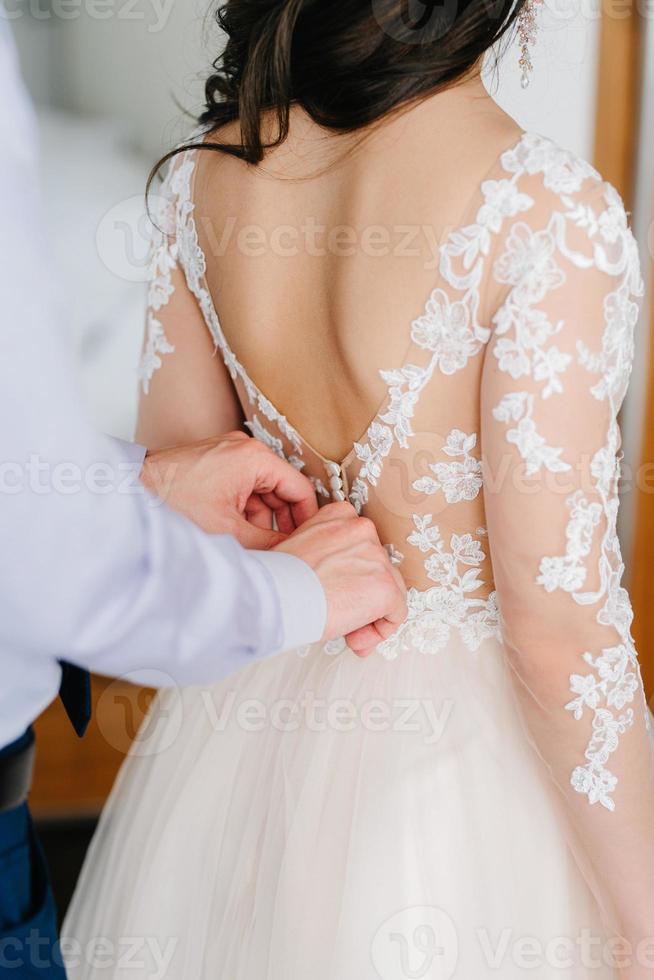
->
[135,161,243,451]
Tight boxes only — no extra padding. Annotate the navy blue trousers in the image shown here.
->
[0,733,66,979]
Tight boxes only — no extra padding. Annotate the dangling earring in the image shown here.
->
[517,0,543,89]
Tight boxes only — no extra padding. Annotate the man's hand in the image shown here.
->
[141,436,408,656]
[140,432,319,549]
[274,503,408,658]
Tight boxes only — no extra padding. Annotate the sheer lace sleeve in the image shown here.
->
[137,146,244,447]
[481,175,654,951]
[138,158,183,394]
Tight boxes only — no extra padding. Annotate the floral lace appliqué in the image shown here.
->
[138,195,178,393]
[413,430,482,503]
[377,515,499,660]
[492,392,570,476]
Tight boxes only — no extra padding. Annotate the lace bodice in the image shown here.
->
[140,127,654,938]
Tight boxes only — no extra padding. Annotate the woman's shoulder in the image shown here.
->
[488,131,640,290]
[496,130,629,226]
[486,132,643,387]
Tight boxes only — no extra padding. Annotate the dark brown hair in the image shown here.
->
[153,0,526,175]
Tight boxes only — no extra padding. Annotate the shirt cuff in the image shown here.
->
[107,435,147,471]
[250,551,327,652]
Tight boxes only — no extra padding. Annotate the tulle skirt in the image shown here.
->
[63,631,615,979]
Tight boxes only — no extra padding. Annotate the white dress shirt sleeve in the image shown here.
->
[0,24,326,748]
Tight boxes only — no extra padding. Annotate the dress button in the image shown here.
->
[326,462,341,477]
[332,489,346,502]
[329,475,343,492]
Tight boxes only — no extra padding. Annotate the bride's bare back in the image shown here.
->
[190,78,519,461]
[139,79,523,596]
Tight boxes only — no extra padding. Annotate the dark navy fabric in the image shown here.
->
[0,731,34,763]
[0,736,66,978]
[0,662,91,977]
[57,664,91,739]
[0,806,67,977]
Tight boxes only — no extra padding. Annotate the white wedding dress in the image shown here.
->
[63,128,654,979]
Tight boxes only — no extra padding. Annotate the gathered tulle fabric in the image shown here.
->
[64,629,622,980]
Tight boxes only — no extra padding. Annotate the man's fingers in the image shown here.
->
[345,559,406,656]
[273,500,358,534]
[235,521,287,550]
[384,565,408,626]
[289,494,319,528]
[251,448,319,525]
[244,495,274,530]
[346,609,401,657]
[370,617,398,641]
[345,625,379,657]
[258,491,297,534]
[302,501,358,525]
[275,504,296,535]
